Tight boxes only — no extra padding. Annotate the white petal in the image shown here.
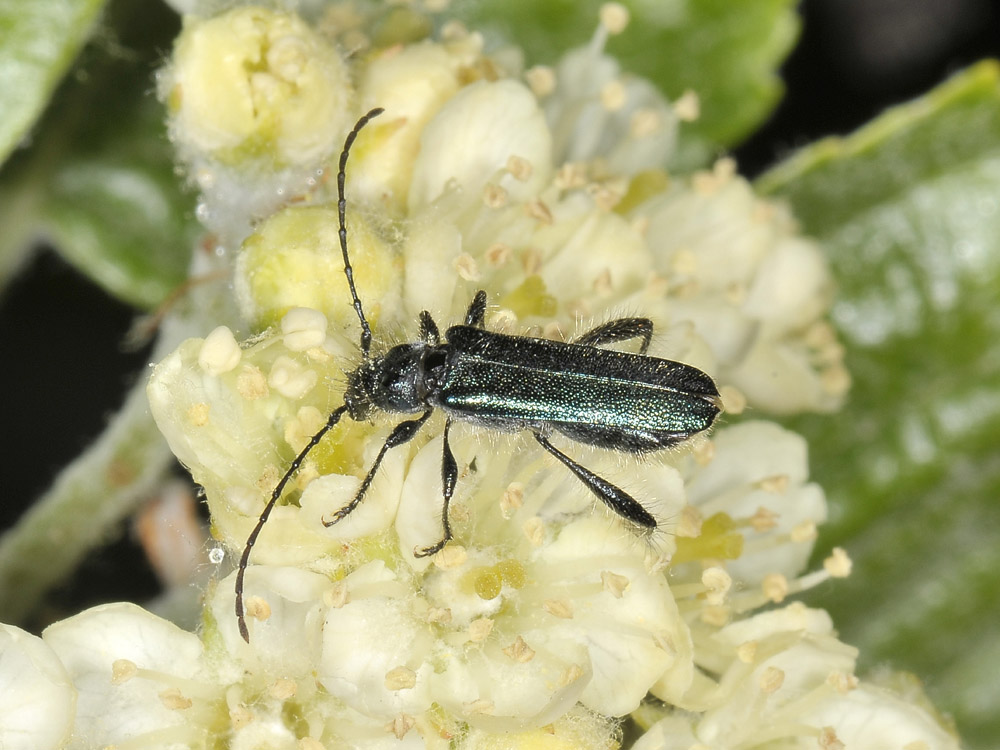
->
[395,433,451,568]
[633,716,700,750]
[299,470,401,543]
[530,518,686,716]
[741,237,831,332]
[727,336,840,414]
[0,624,75,750]
[319,563,433,719]
[355,41,464,208]
[431,642,590,731]
[408,80,552,210]
[802,683,960,750]
[640,178,772,290]
[43,603,204,749]
[400,217,463,331]
[546,45,677,174]
[713,602,835,646]
[685,421,827,583]
[538,209,652,302]
[213,567,330,673]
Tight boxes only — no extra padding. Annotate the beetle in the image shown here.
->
[235,107,722,642]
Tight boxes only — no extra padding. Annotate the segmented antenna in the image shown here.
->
[236,108,384,643]
[338,107,384,356]
[236,405,349,642]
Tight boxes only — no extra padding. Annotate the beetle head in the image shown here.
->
[345,343,427,417]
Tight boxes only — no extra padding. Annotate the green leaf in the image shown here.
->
[758,61,1000,749]
[0,1,196,308]
[451,0,799,167]
[0,0,106,165]
[0,0,107,284]
[41,68,197,309]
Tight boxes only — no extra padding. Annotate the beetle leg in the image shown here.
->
[533,431,656,528]
[324,410,433,526]
[414,419,457,557]
[419,311,441,345]
[572,317,653,354]
[465,290,488,328]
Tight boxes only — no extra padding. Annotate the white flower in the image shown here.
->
[357,38,483,211]
[42,603,209,749]
[408,79,553,210]
[680,420,827,585]
[543,24,678,174]
[634,604,960,750]
[27,588,443,747]
[0,625,75,750]
[215,417,693,730]
[635,167,849,413]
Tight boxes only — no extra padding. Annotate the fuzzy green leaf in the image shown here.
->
[0,2,196,308]
[0,0,106,164]
[0,0,107,283]
[451,0,799,168]
[41,78,196,309]
[759,61,1000,748]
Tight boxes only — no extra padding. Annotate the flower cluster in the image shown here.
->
[0,3,958,750]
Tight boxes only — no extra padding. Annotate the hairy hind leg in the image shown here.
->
[414,419,458,558]
[572,317,653,354]
[533,431,656,528]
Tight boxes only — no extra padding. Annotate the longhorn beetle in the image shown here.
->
[235,108,722,642]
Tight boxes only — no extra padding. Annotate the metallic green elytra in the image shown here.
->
[235,108,722,642]
[440,325,721,452]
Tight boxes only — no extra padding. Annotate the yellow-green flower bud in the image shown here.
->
[234,204,398,330]
[166,7,353,166]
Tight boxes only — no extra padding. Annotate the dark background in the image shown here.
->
[1,0,998,613]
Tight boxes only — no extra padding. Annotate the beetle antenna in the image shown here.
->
[236,404,350,642]
[338,107,384,356]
